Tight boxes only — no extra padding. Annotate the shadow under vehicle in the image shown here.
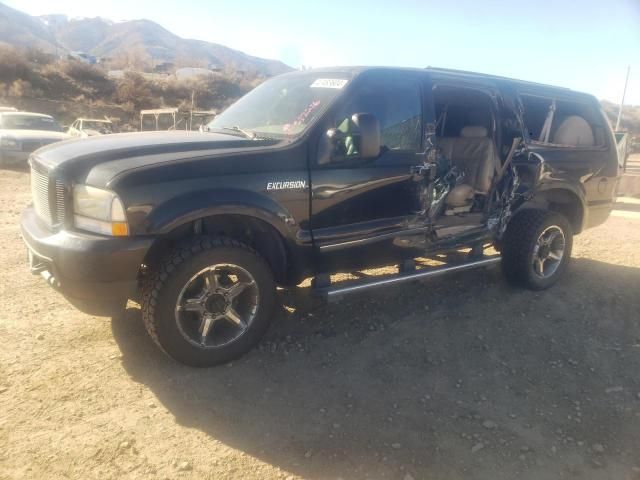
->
[110,257,640,479]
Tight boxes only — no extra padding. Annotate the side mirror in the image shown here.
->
[350,113,381,159]
[320,113,382,165]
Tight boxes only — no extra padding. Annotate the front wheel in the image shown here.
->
[141,237,276,367]
[501,210,573,290]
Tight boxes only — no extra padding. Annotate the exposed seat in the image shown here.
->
[438,126,500,208]
[551,115,595,146]
[445,184,475,209]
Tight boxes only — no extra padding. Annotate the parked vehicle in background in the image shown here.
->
[0,106,18,112]
[68,51,98,64]
[0,112,69,167]
[67,118,115,138]
[20,67,620,366]
[140,108,216,131]
[140,108,180,131]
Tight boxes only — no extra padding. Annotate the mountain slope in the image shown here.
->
[0,2,292,76]
[0,2,61,53]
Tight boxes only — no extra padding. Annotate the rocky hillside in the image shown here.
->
[0,44,261,131]
[601,100,640,134]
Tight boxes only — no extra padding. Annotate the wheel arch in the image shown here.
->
[142,213,291,285]
[140,189,302,285]
[514,185,586,234]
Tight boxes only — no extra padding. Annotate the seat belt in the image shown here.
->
[486,136,521,196]
[497,137,522,179]
[538,100,556,143]
[483,136,522,217]
[434,105,448,138]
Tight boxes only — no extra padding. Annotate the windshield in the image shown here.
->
[0,115,62,132]
[208,73,351,139]
[83,121,113,133]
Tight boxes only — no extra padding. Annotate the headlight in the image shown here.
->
[1,137,19,149]
[72,184,129,236]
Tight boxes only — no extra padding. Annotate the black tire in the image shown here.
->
[501,210,573,290]
[141,236,276,367]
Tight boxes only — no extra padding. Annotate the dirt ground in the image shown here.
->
[1,167,640,480]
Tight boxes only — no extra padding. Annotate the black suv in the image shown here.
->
[20,67,619,366]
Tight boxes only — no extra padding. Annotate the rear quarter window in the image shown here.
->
[520,94,606,148]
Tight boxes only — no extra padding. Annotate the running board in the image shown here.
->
[314,256,501,301]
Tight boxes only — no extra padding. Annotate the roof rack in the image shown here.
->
[425,67,572,91]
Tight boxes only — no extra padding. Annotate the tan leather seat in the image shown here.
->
[439,126,500,207]
[445,183,475,208]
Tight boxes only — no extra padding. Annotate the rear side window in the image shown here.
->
[520,94,605,148]
[333,74,422,152]
[520,96,550,141]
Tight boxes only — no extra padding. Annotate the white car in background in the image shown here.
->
[67,118,115,138]
[0,112,69,167]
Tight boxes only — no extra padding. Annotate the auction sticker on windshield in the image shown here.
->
[310,78,348,89]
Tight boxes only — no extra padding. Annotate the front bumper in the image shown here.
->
[20,207,154,316]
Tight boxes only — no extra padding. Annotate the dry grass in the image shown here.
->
[0,45,258,130]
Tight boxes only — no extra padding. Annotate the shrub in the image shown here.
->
[24,48,54,66]
[8,79,34,97]
[0,46,32,83]
[183,75,246,110]
[115,72,157,111]
[60,60,107,84]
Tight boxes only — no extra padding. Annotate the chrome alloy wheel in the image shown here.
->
[175,264,259,348]
[532,225,565,279]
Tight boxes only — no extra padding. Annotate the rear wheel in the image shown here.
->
[501,210,573,290]
[141,237,276,367]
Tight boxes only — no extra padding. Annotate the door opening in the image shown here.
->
[431,86,500,224]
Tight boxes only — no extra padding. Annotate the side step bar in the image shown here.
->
[314,256,501,301]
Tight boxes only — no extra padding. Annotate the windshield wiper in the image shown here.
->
[206,125,277,141]
[216,126,258,140]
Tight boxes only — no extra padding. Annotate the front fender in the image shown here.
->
[143,188,300,242]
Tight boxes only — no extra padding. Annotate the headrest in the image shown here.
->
[460,126,488,138]
[552,115,595,146]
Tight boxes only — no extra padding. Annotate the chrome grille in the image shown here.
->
[31,168,52,224]
[55,179,65,224]
[30,167,65,226]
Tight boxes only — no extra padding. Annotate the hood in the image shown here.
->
[30,130,282,187]
[0,129,69,141]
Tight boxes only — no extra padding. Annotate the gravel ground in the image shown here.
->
[1,167,640,480]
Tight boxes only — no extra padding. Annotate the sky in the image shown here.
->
[6,0,640,104]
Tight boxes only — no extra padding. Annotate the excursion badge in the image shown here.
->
[266,180,307,191]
